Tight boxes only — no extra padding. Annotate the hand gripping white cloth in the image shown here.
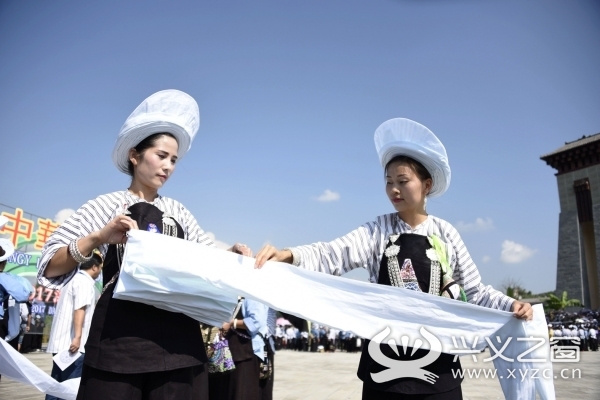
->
[113,230,555,399]
[0,338,80,400]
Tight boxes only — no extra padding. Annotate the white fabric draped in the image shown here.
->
[0,338,80,400]
[113,230,554,399]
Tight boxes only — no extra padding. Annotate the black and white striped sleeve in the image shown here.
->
[289,221,381,276]
[179,204,216,248]
[38,196,114,290]
[445,224,514,312]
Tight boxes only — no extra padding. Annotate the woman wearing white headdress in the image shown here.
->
[38,90,251,400]
[255,118,532,399]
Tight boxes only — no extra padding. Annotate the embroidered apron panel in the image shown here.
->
[357,233,462,394]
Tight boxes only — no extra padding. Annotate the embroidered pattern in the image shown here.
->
[147,223,159,233]
[383,233,454,299]
[429,260,441,296]
[385,242,402,288]
[399,259,421,292]
[207,338,236,373]
[162,212,178,238]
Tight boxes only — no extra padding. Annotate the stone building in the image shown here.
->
[541,133,600,309]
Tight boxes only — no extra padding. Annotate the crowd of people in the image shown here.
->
[275,323,362,353]
[549,323,598,351]
[547,308,599,351]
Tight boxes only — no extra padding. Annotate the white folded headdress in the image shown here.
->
[0,238,15,262]
[112,89,200,175]
[374,118,451,197]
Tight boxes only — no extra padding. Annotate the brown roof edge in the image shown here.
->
[541,132,600,160]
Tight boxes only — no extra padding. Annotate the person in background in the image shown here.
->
[0,239,33,347]
[562,324,571,338]
[338,330,346,351]
[589,325,598,351]
[45,252,103,400]
[0,237,33,381]
[285,325,295,350]
[311,324,319,352]
[328,327,338,352]
[210,298,269,400]
[319,326,327,349]
[553,325,563,345]
[274,324,283,351]
[18,301,31,352]
[261,307,277,400]
[578,324,588,351]
[300,329,309,351]
[295,325,302,351]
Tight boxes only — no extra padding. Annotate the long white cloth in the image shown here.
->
[114,230,555,399]
[0,338,79,399]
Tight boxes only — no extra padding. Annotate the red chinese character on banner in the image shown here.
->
[35,218,60,249]
[0,208,34,247]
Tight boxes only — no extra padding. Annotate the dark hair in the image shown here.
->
[0,246,5,259]
[385,155,432,182]
[127,132,178,176]
[80,253,103,270]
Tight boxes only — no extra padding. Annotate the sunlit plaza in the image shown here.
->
[1,348,598,399]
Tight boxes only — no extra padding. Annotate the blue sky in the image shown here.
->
[1,0,599,294]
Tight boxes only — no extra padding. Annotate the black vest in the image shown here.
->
[356,233,463,394]
[84,202,208,373]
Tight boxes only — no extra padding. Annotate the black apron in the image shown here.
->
[356,233,463,395]
[84,202,208,374]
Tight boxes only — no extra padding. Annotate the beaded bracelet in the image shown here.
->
[68,239,93,264]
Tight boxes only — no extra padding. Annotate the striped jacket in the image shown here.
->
[289,213,514,312]
[38,190,215,290]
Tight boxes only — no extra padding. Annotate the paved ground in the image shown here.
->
[1,349,598,399]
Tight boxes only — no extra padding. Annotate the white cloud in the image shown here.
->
[54,208,76,223]
[455,217,494,233]
[314,189,340,202]
[205,231,231,250]
[501,240,537,264]
[482,255,491,263]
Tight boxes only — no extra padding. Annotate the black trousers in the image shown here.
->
[209,356,261,400]
[76,364,208,400]
[362,384,462,400]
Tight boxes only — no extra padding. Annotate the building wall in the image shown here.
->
[557,165,600,212]
[555,164,600,306]
[555,210,583,301]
